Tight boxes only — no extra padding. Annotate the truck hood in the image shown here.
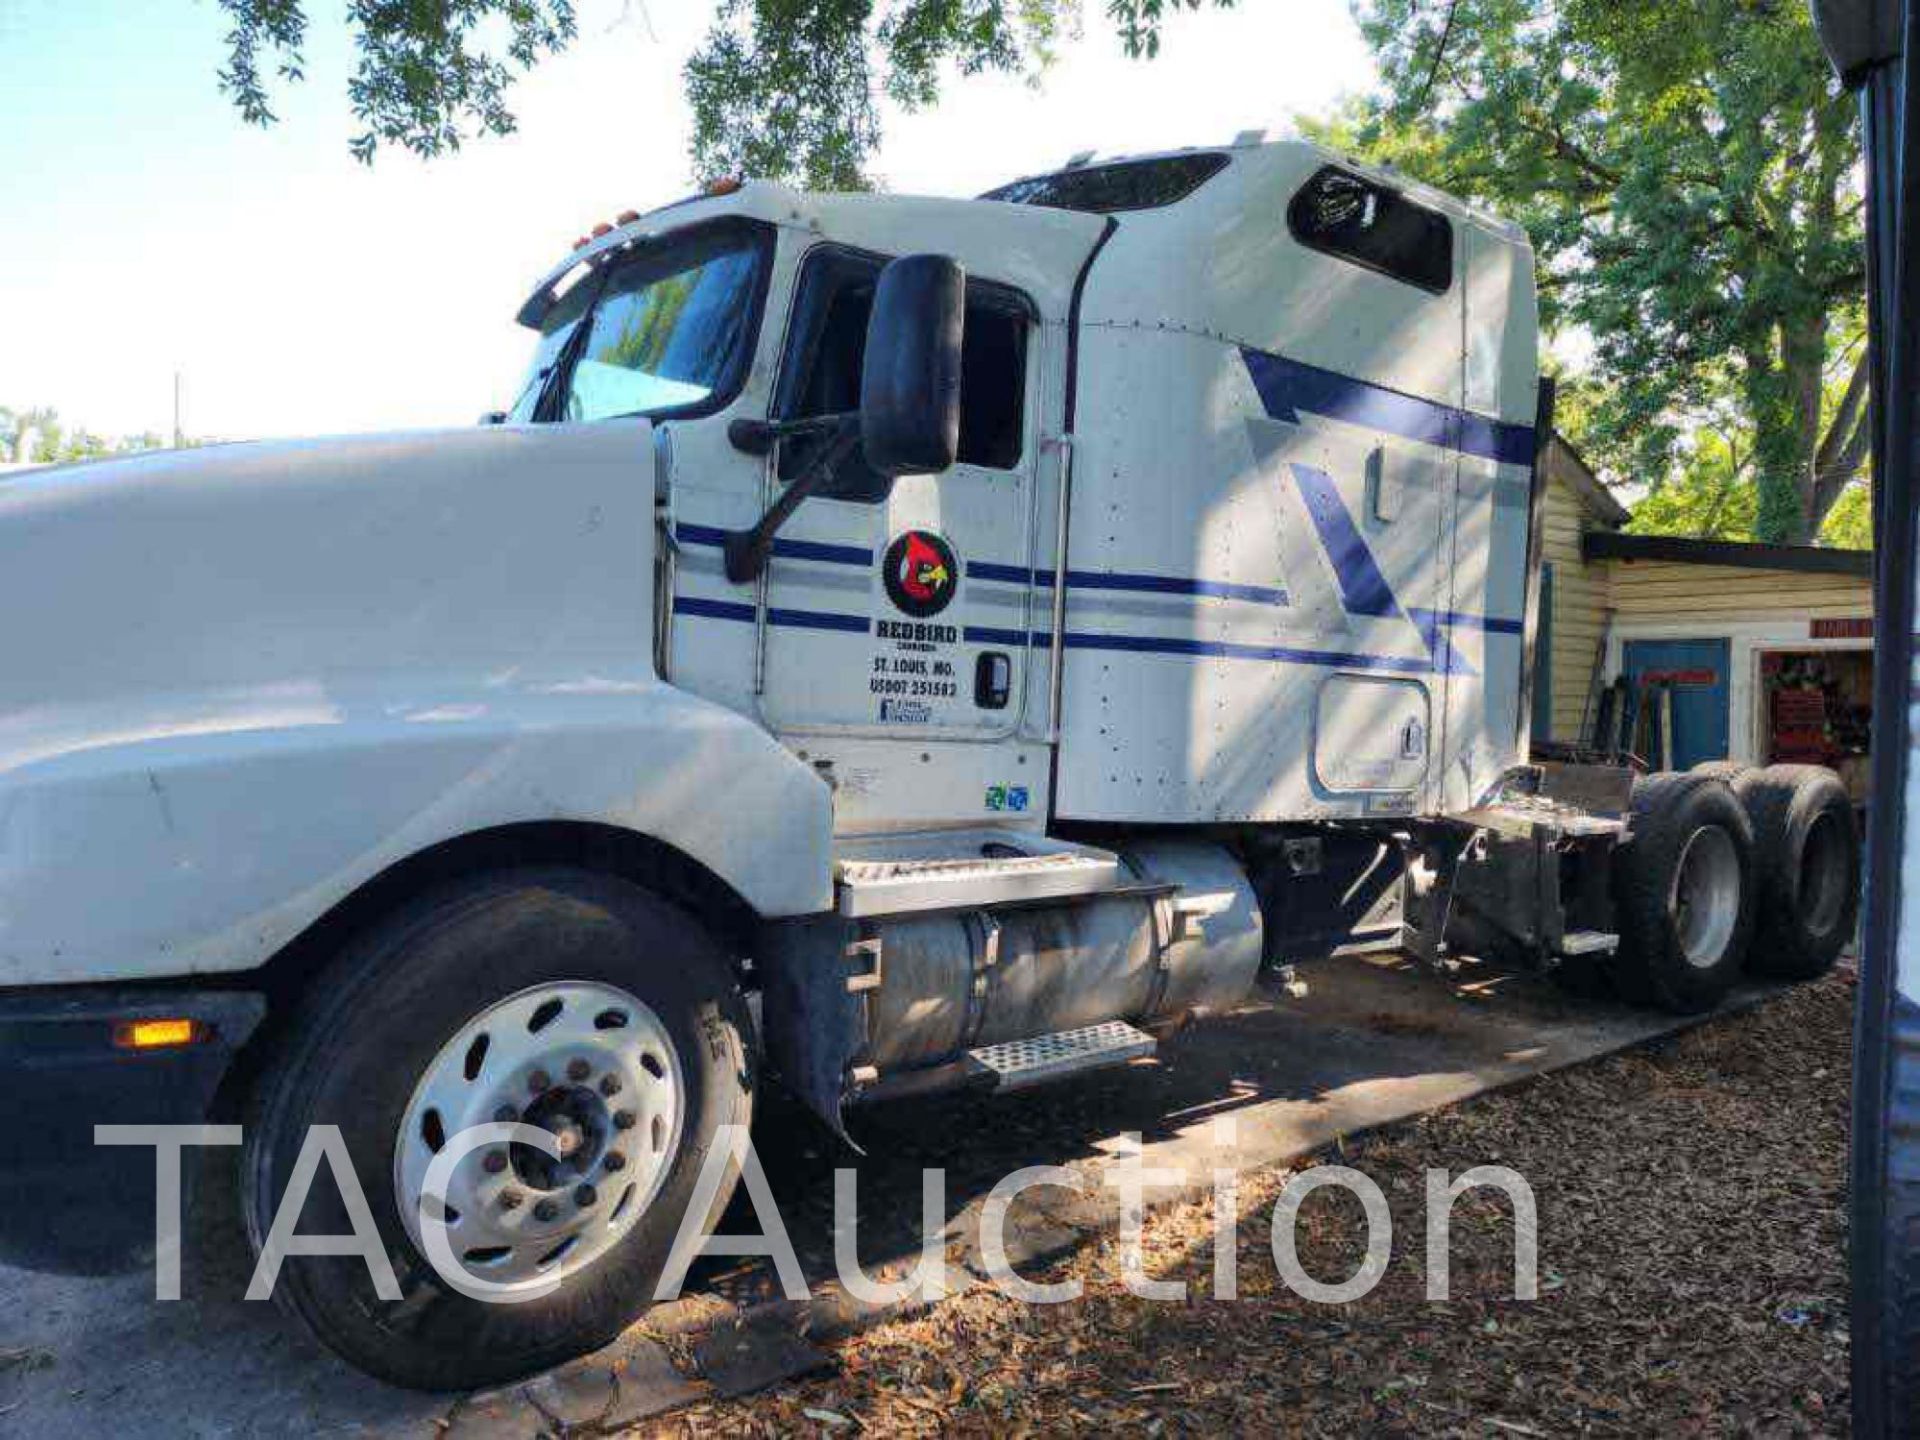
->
[0,424,659,775]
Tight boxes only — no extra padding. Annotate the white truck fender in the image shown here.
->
[0,426,834,987]
[0,682,833,988]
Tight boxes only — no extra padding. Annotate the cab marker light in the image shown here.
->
[590,221,613,239]
[112,1017,208,1051]
[615,209,640,225]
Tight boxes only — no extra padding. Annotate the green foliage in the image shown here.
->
[1818,479,1872,550]
[1319,0,1869,545]
[209,0,1232,180]
[214,0,577,162]
[1623,427,1757,541]
[1,406,203,464]
[685,0,1237,187]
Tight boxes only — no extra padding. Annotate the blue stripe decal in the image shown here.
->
[1409,609,1472,677]
[675,524,873,568]
[964,625,1031,647]
[1240,347,1536,467]
[673,596,870,634]
[674,595,757,624]
[1410,608,1524,636]
[680,603,1516,676]
[967,562,1289,607]
[768,606,871,634]
[1062,630,1430,673]
[969,626,1426,671]
[1067,570,1290,606]
[967,560,1035,585]
[1287,462,1402,618]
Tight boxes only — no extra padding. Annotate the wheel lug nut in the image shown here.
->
[613,1110,637,1131]
[567,1058,592,1082]
[528,1070,551,1093]
[533,1198,560,1223]
[499,1189,524,1211]
[482,1150,508,1174]
[603,1152,626,1173]
[494,1104,519,1124]
[599,1073,623,1098]
[574,1184,599,1208]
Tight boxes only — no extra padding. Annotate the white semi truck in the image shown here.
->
[0,139,1860,1388]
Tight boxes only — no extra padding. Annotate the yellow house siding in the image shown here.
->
[1605,561,1870,621]
[1539,474,1610,742]
[1522,435,1871,752]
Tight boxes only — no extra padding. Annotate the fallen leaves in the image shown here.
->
[623,973,1852,1437]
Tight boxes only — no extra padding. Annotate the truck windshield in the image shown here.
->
[508,221,770,424]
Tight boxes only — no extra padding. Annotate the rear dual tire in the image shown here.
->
[1610,772,1755,1013]
[1691,762,1859,979]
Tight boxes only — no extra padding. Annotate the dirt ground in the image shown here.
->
[641,971,1854,1438]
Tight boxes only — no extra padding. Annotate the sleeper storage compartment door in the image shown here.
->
[1311,674,1431,797]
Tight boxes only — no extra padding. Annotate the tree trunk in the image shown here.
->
[1808,351,1873,538]
[1746,342,1810,545]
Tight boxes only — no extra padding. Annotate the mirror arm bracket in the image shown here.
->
[726,412,854,457]
[723,413,861,585]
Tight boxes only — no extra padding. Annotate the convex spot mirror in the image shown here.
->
[860,253,965,477]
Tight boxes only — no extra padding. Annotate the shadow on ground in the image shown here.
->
[0,952,1765,1438]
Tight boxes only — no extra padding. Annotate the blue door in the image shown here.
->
[1622,638,1731,770]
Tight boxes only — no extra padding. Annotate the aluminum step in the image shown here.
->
[834,829,1124,917]
[1557,929,1620,957]
[968,1020,1157,1092]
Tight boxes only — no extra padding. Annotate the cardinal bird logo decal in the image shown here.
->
[882,530,959,618]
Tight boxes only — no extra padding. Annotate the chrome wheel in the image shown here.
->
[1670,824,1741,970]
[394,981,684,1297]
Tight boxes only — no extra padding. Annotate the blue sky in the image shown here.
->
[0,0,1375,440]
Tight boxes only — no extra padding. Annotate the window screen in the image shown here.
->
[980,153,1229,213]
[1287,167,1453,294]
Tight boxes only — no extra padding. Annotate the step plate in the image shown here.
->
[1558,929,1620,956]
[968,1021,1157,1092]
[836,849,1122,917]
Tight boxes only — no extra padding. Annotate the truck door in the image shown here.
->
[755,246,1045,759]
[663,205,1110,834]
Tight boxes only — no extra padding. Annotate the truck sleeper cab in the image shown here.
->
[0,140,1858,1390]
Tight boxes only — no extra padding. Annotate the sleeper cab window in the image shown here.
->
[1287,166,1453,295]
[775,247,1031,501]
[979,151,1230,213]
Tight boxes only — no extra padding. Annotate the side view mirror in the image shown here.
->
[1807,0,1901,87]
[721,252,966,584]
[860,253,965,477]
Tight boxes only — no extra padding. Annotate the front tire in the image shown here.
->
[241,869,754,1391]
[1611,773,1755,1013]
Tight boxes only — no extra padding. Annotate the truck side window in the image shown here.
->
[1288,167,1453,295]
[776,248,1030,499]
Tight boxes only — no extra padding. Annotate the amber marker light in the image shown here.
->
[111,1017,207,1051]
